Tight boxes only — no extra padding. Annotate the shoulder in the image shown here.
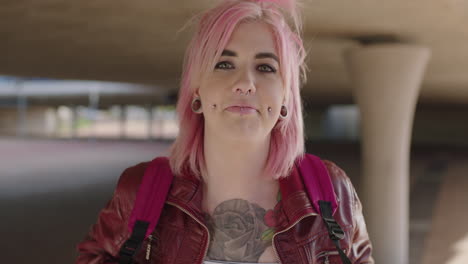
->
[321,159,353,190]
[320,159,358,224]
[115,161,150,191]
[321,159,355,200]
[113,156,171,200]
[302,153,357,215]
[302,153,353,190]
[110,161,151,210]
[116,157,168,191]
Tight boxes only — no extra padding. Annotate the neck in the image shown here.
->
[201,128,279,213]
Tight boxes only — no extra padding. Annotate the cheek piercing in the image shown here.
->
[267,107,272,112]
[212,104,217,109]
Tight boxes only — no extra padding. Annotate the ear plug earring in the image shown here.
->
[279,105,288,119]
[191,97,202,113]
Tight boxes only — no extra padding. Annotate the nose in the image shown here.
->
[232,69,256,95]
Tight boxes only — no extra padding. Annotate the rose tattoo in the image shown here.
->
[204,199,272,262]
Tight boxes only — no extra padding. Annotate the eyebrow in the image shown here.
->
[221,49,279,63]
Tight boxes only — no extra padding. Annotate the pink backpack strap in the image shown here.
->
[298,153,338,215]
[298,154,351,264]
[119,157,173,264]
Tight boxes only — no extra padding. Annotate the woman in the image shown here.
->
[76,0,374,263]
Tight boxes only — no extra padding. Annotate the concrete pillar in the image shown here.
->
[44,107,58,137]
[155,107,164,139]
[120,105,127,139]
[0,105,55,137]
[147,105,154,140]
[0,108,22,136]
[16,93,28,137]
[56,106,69,138]
[70,105,78,138]
[27,106,55,137]
[343,44,430,264]
[88,90,99,140]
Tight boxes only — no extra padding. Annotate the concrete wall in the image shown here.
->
[303,105,468,147]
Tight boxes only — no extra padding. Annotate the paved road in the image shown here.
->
[0,138,171,264]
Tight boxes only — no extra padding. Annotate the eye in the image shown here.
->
[214,61,234,70]
[257,64,276,73]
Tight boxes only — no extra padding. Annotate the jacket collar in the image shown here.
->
[166,175,206,223]
[165,164,318,227]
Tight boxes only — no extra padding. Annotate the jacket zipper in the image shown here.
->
[166,201,210,264]
[316,250,340,264]
[272,213,317,264]
[145,235,153,261]
[165,202,318,264]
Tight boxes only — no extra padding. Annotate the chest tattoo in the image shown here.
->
[204,198,281,262]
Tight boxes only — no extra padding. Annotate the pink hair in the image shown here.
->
[169,0,307,179]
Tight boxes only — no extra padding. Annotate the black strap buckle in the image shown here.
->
[318,200,352,264]
[322,216,345,240]
[119,238,140,258]
[118,220,150,264]
[318,200,345,241]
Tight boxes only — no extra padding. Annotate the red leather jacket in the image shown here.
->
[76,158,374,264]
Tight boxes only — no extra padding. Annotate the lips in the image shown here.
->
[225,105,258,115]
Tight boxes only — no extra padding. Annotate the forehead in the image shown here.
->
[224,21,277,55]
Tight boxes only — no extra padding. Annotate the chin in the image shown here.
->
[224,124,270,143]
[207,117,272,142]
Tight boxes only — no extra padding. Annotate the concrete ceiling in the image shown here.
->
[2,0,468,105]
